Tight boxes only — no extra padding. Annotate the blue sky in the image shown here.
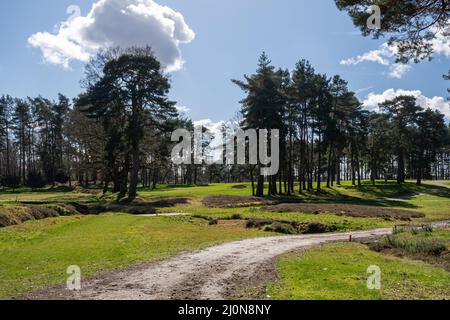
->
[0,0,449,123]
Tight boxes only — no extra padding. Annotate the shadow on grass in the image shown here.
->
[271,194,419,209]
[340,181,450,200]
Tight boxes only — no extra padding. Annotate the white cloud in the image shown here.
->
[340,43,393,66]
[340,23,449,79]
[194,119,228,136]
[362,89,450,118]
[354,86,373,95]
[175,104,191,114]
[431,27,450,57]
[28,0,195,71]
[387,63,412,79]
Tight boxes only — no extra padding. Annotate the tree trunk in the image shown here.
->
[317,133,322,192]
[397,149,405,184]
[326,143,333,188]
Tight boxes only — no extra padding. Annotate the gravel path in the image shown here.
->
[26,228,391,300]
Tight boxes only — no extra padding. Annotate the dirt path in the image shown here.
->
[26,228,391,300]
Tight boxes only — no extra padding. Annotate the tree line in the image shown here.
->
[233,53,450,197]
[0,48,449,199]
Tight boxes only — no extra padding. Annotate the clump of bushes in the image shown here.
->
[394,224,434,235]
[373,235,448,256]
[191,214,219,226]
[246,218,336,235]
[1,175,21,190]
[299,222,332,234]
[246,218,274,229]
[208,219,218,226]
[264,222,298,235]
[45,204,80,216]
[26,171,46,190]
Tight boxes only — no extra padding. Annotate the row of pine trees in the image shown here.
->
[0,49,449,198]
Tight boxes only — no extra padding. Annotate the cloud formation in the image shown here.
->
[341,43,393,66]
[28,0,195,71]
[175,104,191,114]
[362,89,450,119]
[341,25,450,79]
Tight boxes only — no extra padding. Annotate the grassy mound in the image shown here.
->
[0,204,80,228]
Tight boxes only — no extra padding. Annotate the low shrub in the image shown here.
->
[45,204,80,216]
[1,175,21,190]
[246,219,274,229]
[299,222,334,234]
[246,218,334,235]
[375,235,448,256]
[26,171,45,190]
[264,222,297,235]
[208,219,218,226]
[394,224,434,235]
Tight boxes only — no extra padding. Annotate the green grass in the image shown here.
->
[138,180,432,200]
[0,186,97,203]
[378,234,448,255]
[266,242,450,300]
[427,227,450,239]
[0,214,267,299]
[408,193,450,221]
[152,181,450,230]
[0,180,449,299]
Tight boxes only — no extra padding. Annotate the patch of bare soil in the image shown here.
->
[232,185,247,190]
[23,228,391,300]
[262,203,425,221]
[203,196,276,208]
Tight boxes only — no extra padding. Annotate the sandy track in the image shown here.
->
[26,228,391,300]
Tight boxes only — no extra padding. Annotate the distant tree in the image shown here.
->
[0,95,13,176]
[323,75,348,189]
[53,94,70,182]
[12,99,32,184]
[289,60,316,192]
[30,96,54,185]
[335,0,449,63]
[344,97,368,186]
[233,52,285,197]
[367,113,393,184]
[379,95,422,184]
[65,104,106,189]
[26,171,45,190]
[310,74,333,192]
[413,109,447,185]
[2,174,21,190]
